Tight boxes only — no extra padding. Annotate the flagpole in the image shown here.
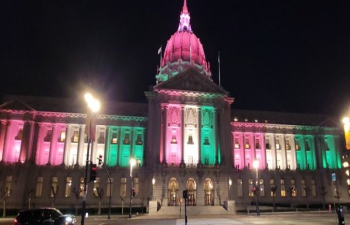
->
[158,45,162,67]
[218,51,221,87]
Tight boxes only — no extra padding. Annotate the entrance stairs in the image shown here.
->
[157,206,232,215]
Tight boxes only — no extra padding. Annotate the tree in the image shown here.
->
[93,187,104,215]
[303,187,311,209]
[335,191,341,207]
[72,187,82,215]
[28,190,33,209]
[319,186,327,210]
[270,185,278,212]
[287,187,295,208]
[0,187,10,217]
[51,186,58,208]
[120,191,126,215]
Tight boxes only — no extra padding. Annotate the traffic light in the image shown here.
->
[132,188,136,197]
[252,186,257,194]
[183,190,188,199]
[98,154,103,166]
[89,164,97,182]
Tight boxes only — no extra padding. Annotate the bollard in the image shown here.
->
[337,206,345,225]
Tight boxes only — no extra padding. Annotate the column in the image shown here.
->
[19,121,31,163]
[197,107,202,165]
[25,121,35,163]
[48,125,57,165]
[214,108,219,165]
[77,126,84,166]
[181,106,185,165]
[290,134,297,170]
[0,120,7,162]
[162,105,167,164]
[34,124,45,165]
[270,134,277,169]
[130,127,134,158]
[62,125,70,166]
[280,134,287,170]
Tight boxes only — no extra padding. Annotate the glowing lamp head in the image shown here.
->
[85,93,100,113]
[253,160,259,169]
[152,178,155,185]
[229,178,232,186]
[130,158,136,167]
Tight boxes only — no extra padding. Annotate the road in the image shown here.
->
[2,212,346,225]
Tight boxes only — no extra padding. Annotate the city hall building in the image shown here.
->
[0,0,348,214]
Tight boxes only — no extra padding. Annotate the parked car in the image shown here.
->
[14,208,76,225]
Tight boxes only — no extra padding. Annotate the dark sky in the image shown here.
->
[2,1,350,116]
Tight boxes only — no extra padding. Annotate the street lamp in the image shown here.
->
[152,178,155,200]
[343,117,350,150]
[228,178,232,200]
[129,158,136,219]
[82,93,100,225]
[253,159,260,216]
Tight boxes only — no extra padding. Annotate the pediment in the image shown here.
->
[0,100,36,111]
[154,68,228,95]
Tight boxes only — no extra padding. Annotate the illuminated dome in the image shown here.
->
[156,0,212,83]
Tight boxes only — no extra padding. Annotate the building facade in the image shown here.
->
[0,0,348,213]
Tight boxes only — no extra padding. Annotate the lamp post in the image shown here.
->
[152,178,155,200]
[129,158,136,219]
[253,159,260,216]
[81,93,100,225]
[228,178,232,200]
[343,117,350,150]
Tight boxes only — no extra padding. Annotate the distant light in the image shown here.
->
[253,160,259,169]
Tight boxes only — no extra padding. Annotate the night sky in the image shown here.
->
[2,0,350,116]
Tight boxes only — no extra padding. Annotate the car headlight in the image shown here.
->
[65,216,73,222]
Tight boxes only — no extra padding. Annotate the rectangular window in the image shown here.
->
[59,131,66,142]
[301,179,306,196]
[120,178,127,198]
[15,129,23,140]
[295,140,300,150]
[255,139,261,149]
[72,131,79,143]
[44,130,52,142]
[237,179,243,197]
[285,140,291,150]
[124,134,130,145]
[281,179,286,197]
[234,138,240,149]
[135,134,143,145]
[93,178,100,197]
[111,133,118,144]
[79,177,84,197]
[270,179,276,197]
[291,179,296,197]
[305,141,310,151]
[97,132,105,144]
[106,178,114,197]
[259,179,265,197]
[245,138,250,149]
[311,179,316,196]
[65,177,72,197]
[276,139,280,150]
[266,139,271,149]
[134,178,139,197]
[51,177,58,198]
[36,177,43,197]
[248,179,254,197]
[5,176,12,197]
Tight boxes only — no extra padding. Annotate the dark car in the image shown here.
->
[14,208,76,225]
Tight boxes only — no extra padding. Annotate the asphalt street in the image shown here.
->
[1,212,346,225]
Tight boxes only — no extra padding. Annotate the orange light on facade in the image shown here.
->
[343,117,350,150]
